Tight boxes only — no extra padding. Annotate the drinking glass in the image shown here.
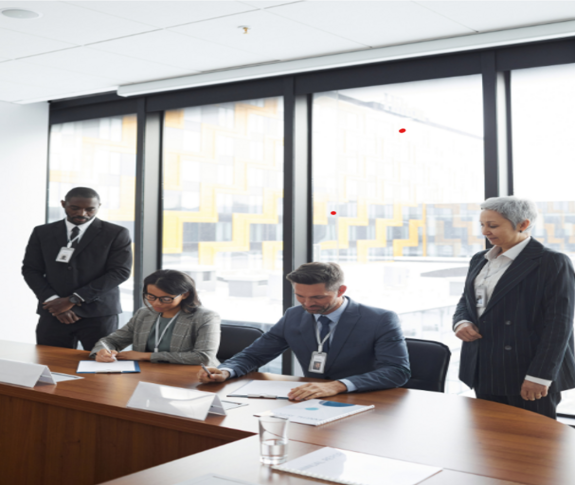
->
[258,416,289,465]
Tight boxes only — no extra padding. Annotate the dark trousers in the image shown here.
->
[475,391,562,420]
[36,312,119,350]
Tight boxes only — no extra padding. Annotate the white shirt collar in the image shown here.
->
[65,217,96,237]
[313,296,349,323]
[485,236,531,261]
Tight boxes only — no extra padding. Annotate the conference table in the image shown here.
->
[2,341,575,485]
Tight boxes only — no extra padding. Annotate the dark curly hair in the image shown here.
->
[143,269,201,314]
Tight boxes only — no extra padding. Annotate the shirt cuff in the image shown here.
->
[338,379,356,393]
[73,292,85,302]
[454,320,472,331]
[44,295,60,302]
[525,375,553,387]
[219,367,236,379]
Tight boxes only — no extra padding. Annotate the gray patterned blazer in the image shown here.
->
[90,306,221,365]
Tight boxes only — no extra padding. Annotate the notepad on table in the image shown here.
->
[266,399,374,426]
[272,447,442,485]
[76,360,140,373]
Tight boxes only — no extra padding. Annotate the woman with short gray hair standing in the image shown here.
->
[453,196,575,419]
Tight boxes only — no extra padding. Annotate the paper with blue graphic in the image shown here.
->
[270,399,374,426]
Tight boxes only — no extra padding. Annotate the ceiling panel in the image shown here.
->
[240,1,303,8]
[0,60,114,92]
[69,1,256,29]
[89,30,275,72]
[0,79,67,102]
[23,47,195,84]
[0,1,155,44]
[0,28,74,59]
[266,1,474,47]
[418,1,575,32]
[171,9,366,60]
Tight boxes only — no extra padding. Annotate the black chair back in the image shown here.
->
[217,324,265,362]
[402,338,451,393]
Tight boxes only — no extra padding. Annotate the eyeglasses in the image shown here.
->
[144,293,182,304]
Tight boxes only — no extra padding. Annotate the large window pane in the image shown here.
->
[512,64,575,415]
[312,76,484,394]
[48,115,137,327]
[162,99,284,373]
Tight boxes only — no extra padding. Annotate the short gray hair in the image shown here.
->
[286,262,344,291]
[480,196,538,232]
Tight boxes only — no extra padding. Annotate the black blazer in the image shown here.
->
[22,218,132,318]
[453,238,575,395]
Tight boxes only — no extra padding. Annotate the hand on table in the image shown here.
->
[198,367,230,383]
[55,310,81,324]
[287,381,348,401]
[521,380,549,401]
[116,351,152,361]
[43,297,75,316]
[455,322,482,342]
[96,348,118,362]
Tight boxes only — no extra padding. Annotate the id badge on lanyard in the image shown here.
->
[476,286,486,308]
[308,321,333,374]
[56,233,80,263]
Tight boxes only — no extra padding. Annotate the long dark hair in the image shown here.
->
[142,269,201,314]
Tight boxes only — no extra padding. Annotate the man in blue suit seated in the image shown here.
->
[198,262,410,401]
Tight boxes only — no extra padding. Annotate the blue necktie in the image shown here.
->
[318,315,332,354]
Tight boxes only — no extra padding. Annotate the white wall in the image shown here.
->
[0,101,49,344]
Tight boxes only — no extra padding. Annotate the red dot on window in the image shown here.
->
[330,211,337,215]
[399,128,406,133]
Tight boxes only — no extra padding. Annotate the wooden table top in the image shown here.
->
[2,341,575,485]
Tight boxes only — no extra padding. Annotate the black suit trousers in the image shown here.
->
[475,391,562,420]
[36,312,118,350]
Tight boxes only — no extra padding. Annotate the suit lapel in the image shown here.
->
[72,218,102,259]
[482,239,543,316]
[134,310,157,351]
[324,298,360,373]
[298,311,318,358]
[465,254,488,321]
[53,220,69,250]
[170,315,190,352]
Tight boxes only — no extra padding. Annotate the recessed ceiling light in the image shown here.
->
[1,8,42,20]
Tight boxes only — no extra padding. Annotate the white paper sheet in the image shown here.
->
[273,447,442,485]
[77,360,138,373]
[174,474,257,485]
[270,399,374,426]
[227,380,299,399]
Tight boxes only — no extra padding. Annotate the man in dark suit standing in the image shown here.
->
[22,187,132,349]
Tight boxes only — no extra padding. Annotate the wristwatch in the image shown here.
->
[69,295,82,306]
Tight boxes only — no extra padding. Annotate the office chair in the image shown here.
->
[402,338,451,393]
[217,323,265,362]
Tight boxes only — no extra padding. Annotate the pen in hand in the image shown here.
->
[201,363,213,377]
[101,342,116,361]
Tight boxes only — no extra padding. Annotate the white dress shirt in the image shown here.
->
[44,218,97,303]
[455,237,552,387]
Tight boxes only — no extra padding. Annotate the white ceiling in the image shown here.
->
[0,1,574,103]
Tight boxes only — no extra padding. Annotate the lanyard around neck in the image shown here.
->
[315,318,334,353]
[154,312,180,353]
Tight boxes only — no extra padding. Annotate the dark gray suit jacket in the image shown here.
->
[219,297,411,392]
[453,238,575,395]
[22,218,132,318]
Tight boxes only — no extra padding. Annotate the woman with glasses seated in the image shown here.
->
[90,269,220,365]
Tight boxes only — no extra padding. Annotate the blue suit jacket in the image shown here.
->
[453,238,575,395]
[220,297,410,392]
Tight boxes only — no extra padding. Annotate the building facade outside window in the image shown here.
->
[162,98,284,373]
[312,75,484,394]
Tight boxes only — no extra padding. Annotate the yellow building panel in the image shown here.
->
[356,204,404,263]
